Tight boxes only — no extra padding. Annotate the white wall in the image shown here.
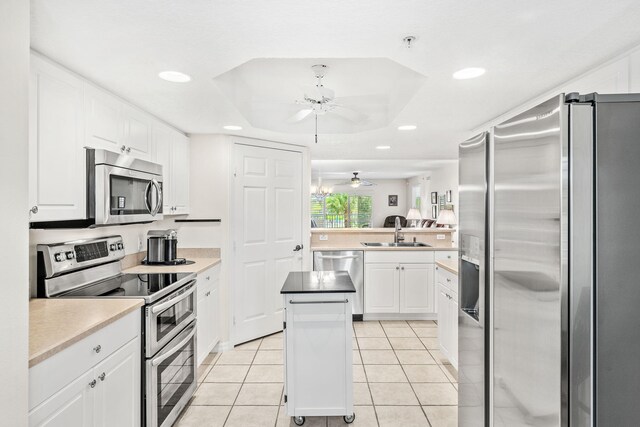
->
[321,179,408,227]
[0,0,29,424]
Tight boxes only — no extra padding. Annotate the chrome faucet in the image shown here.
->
[394,217,404,243]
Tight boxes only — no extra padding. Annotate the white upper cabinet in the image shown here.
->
[84,85,123,152]
[152,124,190,215]
[29,52,189,223]
[122,105,151,160]
[171,133,190,215]
[29,55,86,222]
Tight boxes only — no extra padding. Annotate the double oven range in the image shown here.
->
[37,236,197,427]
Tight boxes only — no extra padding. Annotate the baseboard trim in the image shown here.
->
[213,340,233,352]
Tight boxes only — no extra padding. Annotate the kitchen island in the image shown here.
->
[281,271,356,426]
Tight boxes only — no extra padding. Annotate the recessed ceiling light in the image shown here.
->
[376,145,391,150]
[158,71,191,83]
[452,67,486,80]
[397,125,417,131]
[223,125,242,131]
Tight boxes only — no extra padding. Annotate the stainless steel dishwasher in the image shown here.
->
[313,250,364,320]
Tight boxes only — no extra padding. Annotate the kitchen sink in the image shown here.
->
[361,242,431,247]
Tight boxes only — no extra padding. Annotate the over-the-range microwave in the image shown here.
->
[31,148,164,228]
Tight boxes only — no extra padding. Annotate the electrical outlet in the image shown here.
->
[319,234,329,241]
[138,234,144,251]
[437,234,446,240]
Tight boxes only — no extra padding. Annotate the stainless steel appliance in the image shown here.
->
[460,93,640,426]
[37,236,197,427]
[313,250,364,319]
[88,148,163,226]
[458,131,488,427]
[144,229,194,266]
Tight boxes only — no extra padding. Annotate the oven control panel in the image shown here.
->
[38,236,125,278]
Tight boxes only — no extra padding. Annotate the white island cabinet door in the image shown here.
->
[399,263,434,313]
[28,370,95,427]
[93,338,140,427]
[364,263,399,313]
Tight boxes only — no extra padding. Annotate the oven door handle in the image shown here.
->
[151,283,196,314]
[151,325,196,367]
[150,178,162,216]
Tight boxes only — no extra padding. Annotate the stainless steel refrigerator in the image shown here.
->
[459,93,640,426]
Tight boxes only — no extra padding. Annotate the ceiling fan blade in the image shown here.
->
[330,105,368,123]
[287,109,313,123]
[316,85,335,100]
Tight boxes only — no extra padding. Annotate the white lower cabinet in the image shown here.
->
[437,267,458,369]
[29,310,141,427]
[197,265,221,365]
[364,261,434,315]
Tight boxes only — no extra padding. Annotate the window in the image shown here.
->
[311,193,372,228]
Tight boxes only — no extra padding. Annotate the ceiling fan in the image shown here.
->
[335,172,377,188]
[288,64,371,142]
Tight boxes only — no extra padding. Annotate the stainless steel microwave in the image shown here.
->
[87,148,164,225]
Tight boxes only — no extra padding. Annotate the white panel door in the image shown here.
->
[28,370,94,427]
[151,124,173,213]
[29,56,86,222]
[93,338,140,427]
[84,85,123,152]
[122,105,151,160]
[171,133,190,214]
[233,144,303,343]
[399,263,434,313]
[364,263,400,313]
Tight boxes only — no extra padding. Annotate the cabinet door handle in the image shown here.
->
[396,266,399,270]
[206,276,210,280]
[446,278,451,282]
[89,379,97,388]
[98,372,106,381]
[93,345,101,353]
[30,206,38,214]
[205,291,210,297]
[120,145,126,152]
[401,266,405,270]
[126,147,131,154]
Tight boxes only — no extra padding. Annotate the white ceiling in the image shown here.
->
[312,159,454,180]
[31,0,640,167]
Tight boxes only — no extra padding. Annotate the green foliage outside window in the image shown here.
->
[311,193,372,228]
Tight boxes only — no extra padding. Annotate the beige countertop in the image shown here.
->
[311,246,458,252]
[122,257,221,275]
[436,259,458,275]
[29,298,144,368]
[311,228,454,234]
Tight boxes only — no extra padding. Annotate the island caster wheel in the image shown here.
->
[344,413,356,424]
[293,416,305,426]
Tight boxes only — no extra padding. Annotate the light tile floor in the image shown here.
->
[176,320,457,427]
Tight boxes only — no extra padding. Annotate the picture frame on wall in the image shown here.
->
[432,205,438,219]
[388,195,398,206]
[431,192,438,204]
[446,190,452,203]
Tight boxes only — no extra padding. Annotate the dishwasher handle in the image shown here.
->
[289,299,349,305]
[316,255,359,260]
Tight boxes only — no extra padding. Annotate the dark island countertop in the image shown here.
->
[281,271,356,294]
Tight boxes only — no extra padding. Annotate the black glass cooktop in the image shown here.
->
[61,272,194,300]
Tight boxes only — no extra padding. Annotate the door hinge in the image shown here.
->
[284,394,287,403]
[283,321,286,330]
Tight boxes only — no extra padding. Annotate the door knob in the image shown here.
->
[293,244,303,252]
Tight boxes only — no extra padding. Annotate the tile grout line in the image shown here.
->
[384,321,434,427]
[356,320,382,427]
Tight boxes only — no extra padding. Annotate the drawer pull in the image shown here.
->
[89,379,97,388]
[93,345,101,354]
[206,276,210,280]
[446,278,451,282]
[98,372,106,381]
